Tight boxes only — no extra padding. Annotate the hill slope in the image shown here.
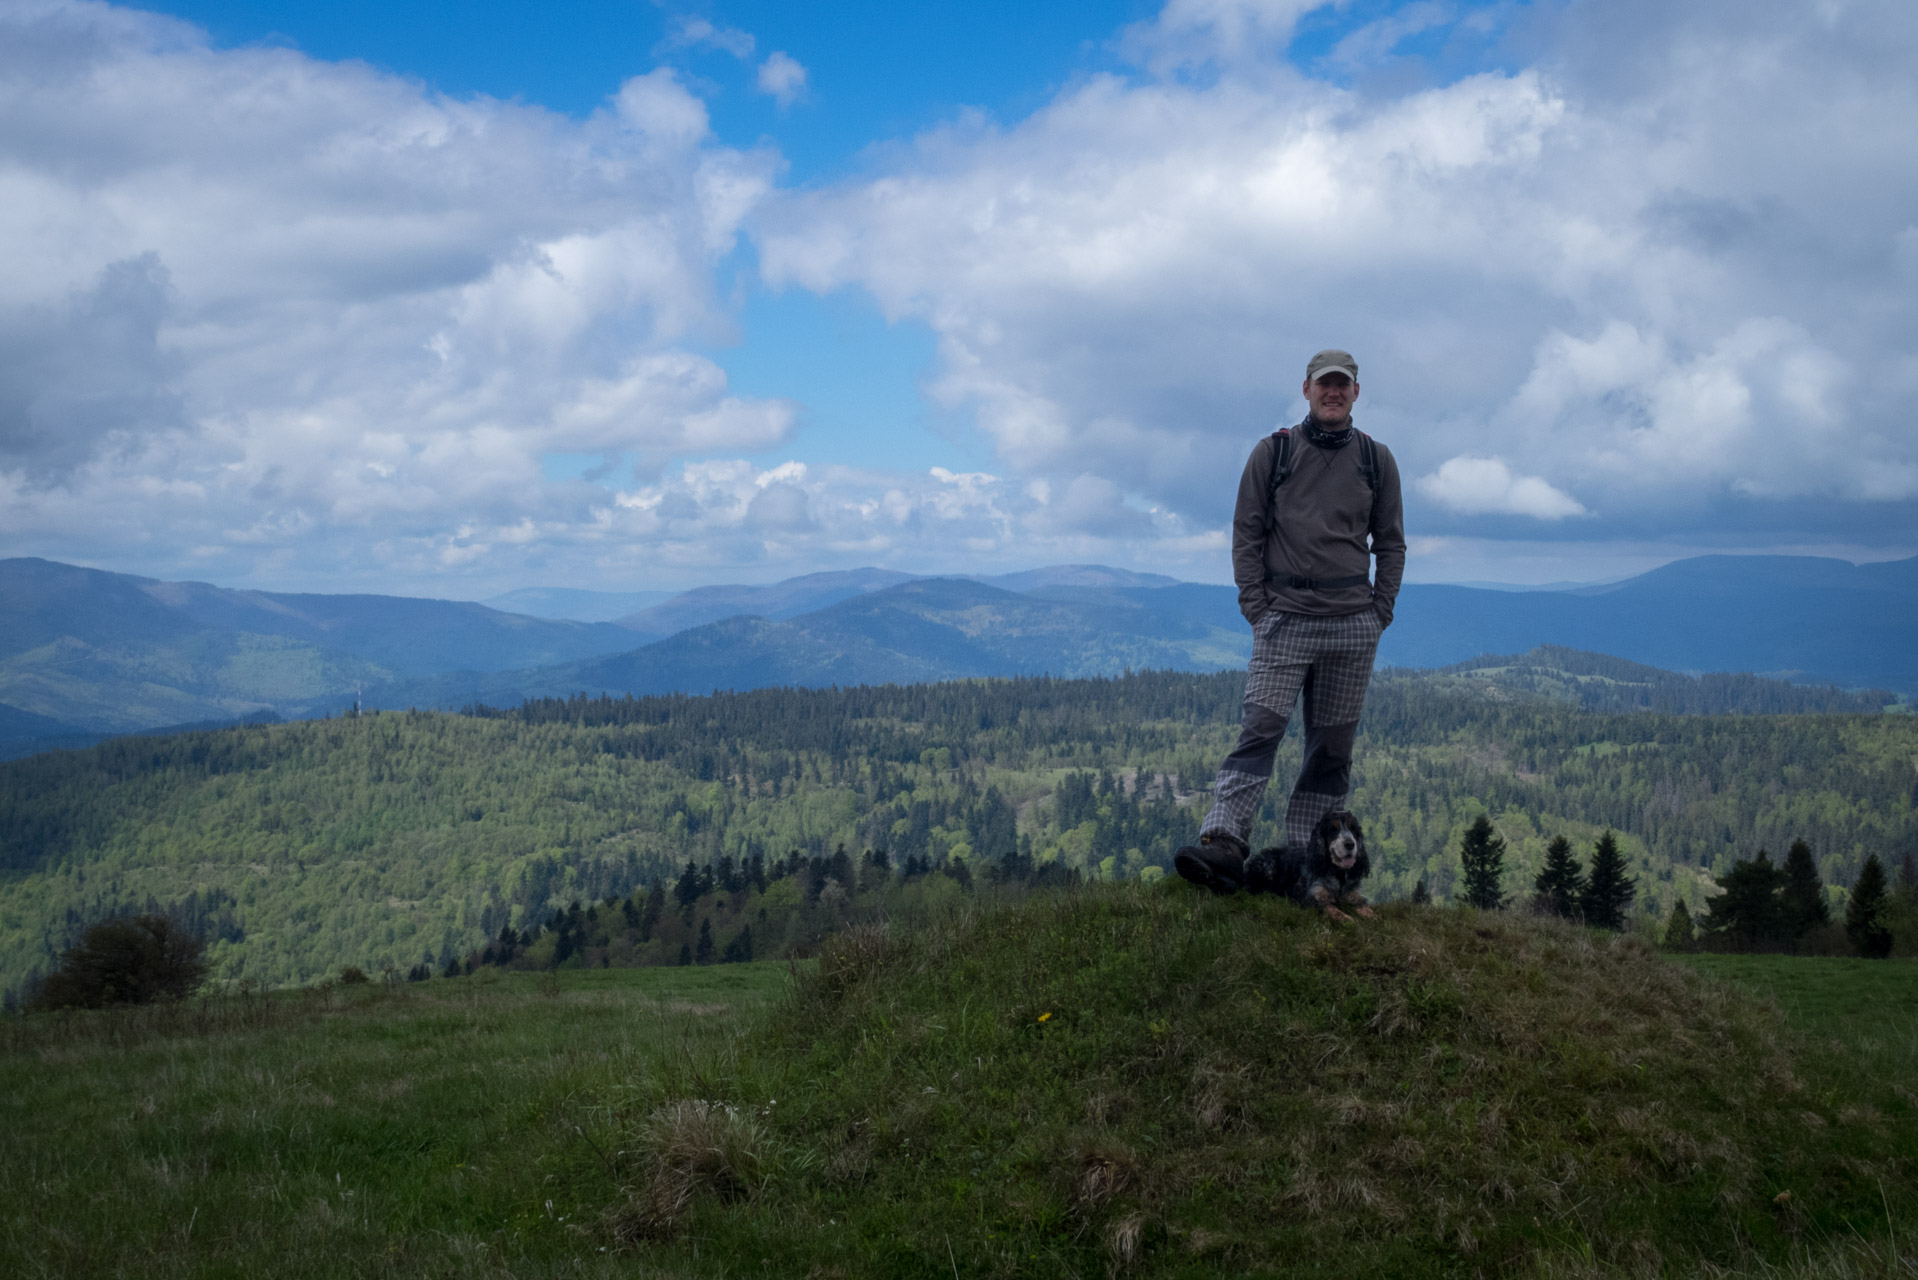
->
[627,889,1913,1276]
[3,671,1912,995]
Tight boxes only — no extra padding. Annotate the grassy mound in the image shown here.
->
[637,885,1914,1277]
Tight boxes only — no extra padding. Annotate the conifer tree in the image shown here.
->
[1778,838,1830,948]
[673,858,702,907]
[722,924,754,964]
[638,884,662,942]
[677,943,692,966]
[1411,877,1431,905]
[1847,855,1893,959]
[1533,835,1585,918]
[694,918,715,965]
[1458,815,1507,911]
[1662,899,1695,951]
[1699,851,1783,950]
[1580,830,1637,930]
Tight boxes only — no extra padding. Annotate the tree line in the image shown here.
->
[1,668,1912,995]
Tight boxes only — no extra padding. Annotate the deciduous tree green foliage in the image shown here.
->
[0,671,1912,992]
[1581,831,1637,931]
[1847,855,1893,959]
[1532,834,1584,918]
[1662,899,1696,951]
[28,914,207,1011]
[1458,815,1508,910]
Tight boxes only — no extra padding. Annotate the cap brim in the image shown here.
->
[1310,366,1357,382]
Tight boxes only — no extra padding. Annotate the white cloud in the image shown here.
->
[7,0,1918,597]
[0,1,787,590]
[1418,457,1586,519]
[760,0,1918,554]
[756,51,807,108]
[662,16,755,59]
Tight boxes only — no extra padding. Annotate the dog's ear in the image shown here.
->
[1342,811,1364,840]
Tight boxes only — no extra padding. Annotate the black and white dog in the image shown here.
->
[1245,811,1374,922]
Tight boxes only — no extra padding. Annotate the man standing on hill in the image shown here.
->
[1174,348,1405,893]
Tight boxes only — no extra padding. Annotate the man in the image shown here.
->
[1174,348,1405,893]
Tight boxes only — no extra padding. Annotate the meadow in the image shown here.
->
[5,889,1916,1278]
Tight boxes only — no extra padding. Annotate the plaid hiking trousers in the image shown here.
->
[1200,607,1383,850]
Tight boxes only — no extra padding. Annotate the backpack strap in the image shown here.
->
[1355,429,1378,494]
[1263,428,1294,526]
[1265,426,1377,524]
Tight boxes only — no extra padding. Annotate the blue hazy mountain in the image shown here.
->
[610,568,924,636]
[4,552,1912,754]
[605,564,1184,635]
[0,558,647,738]
[1381,555,1918,693]
[483,586,677,622]
[376,578,1252,708]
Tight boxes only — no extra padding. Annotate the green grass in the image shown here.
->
[1,963,792,1278]
[6,896,1918,1279]
[1675,953,1918,1042]
[643,888,1918,1278]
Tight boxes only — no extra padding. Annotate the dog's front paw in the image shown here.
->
[1322,905,1354,924]
[1352,904,1377,920]
[1243,848,1282,895]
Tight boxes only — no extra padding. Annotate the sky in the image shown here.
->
[2,0,1915,599]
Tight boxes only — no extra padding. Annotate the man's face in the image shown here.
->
[1302,373,1358,425]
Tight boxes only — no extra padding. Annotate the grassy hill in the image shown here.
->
[4,890,1914,1278]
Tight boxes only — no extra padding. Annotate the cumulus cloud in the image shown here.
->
[756,51,807,107]
[0,0,787,589]
[1418,457,1586,519]
[760,0,1918,564]
[7,0,1918,597]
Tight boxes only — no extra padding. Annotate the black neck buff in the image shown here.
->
[1301,416,1354,449]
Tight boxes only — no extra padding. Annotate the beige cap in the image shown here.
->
[1306,348,1358,382]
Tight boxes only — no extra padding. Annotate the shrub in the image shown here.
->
[28,915,208,1011]
[338,965,370,985]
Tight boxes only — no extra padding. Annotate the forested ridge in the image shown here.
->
[2,668,1913,996]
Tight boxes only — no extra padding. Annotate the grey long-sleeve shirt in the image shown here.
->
[1230,421,1406,626]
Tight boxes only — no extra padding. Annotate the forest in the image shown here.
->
[1,666,1914,998]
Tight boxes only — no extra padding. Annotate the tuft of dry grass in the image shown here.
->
[613,1099,774,1241]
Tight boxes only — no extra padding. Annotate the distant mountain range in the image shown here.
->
[1,552,1910,756]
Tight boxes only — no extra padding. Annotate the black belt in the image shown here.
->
[1270,573,1371,591]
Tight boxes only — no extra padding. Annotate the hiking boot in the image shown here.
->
[1174,832,1249,895]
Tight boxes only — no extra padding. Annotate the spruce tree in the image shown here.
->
[673,858,702,907]
[1778,838,1830,948]
[1580,831,1637,931]
[694,918,715,965]
[1533,835,1585,918]
[1458,815,1507,911]
[638,884,662,942]
[1699,852,1783,950]
[1411,877,1431,905]
[1662,899,1695,951]
[1847,855,1893,959]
